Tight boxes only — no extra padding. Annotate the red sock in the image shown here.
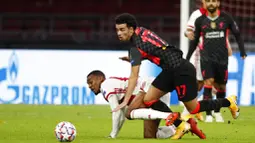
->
[144,100,158,107]
[190,102,201,114]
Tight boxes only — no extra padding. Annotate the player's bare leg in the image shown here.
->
[141,86,179,125]
[195,80,205,121]
[144,120,160,138]
[178,98,205,139]
[144,120,177,139]
[142,86,190,140]
[203,78,214,122]
[182,80,204,122]
[143,86,207,139]
[126,93,171,139]
[127,93,176,139]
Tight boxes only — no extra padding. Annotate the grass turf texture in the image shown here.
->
[0,104,254,143]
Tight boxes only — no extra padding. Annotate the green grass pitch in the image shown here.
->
[0,104,254,143]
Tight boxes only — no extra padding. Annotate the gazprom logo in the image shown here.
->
[0,51,20,103]
[0,51,95,105]
[8,52,18,83]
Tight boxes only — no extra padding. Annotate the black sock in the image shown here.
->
[150,100,172,112]
[199,98,230,112]
[214,90,226,112]
[173,119,183,128]
[203,86,213,115]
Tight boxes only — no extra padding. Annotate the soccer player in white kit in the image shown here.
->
[184,0,233,123]
[87,70,205,139]
[87,70,175,139]
[103,76,175,139]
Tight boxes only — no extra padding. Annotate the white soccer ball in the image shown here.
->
[55,121,77,142]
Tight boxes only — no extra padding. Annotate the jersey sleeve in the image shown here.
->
[108,94,125,138]
[187,10,202,31]
[101,80,117,102]
[129,47,142,66]
[226,13,246,57]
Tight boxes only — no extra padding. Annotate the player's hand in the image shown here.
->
[119,56,130,62]
[241,53,247,60]
[185,31,195,40]
[112,101,127,112]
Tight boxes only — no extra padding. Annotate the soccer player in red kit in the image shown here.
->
[184,0,234,123]
[186,0,247,123]
[112,13,240,139]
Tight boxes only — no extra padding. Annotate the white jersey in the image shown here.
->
[101,76,170,105]
[101,76,144,102]
[187,8,205,31]
[100,76,170,138]
[186,8,206,81]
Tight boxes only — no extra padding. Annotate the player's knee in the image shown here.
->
[219,84,226,90]
[213,82,220,89]
[190,102,201,114]
[204,78,214,86]
[184,101,201,114]
[214,83,226,92]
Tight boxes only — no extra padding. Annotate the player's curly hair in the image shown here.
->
[115,13,138,30]
[87,70,105,78]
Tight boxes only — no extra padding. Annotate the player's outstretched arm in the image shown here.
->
[108,95,126,138]
[119,56,130,62]
[113,48,141,112]
[113,65,139,112]
[228,14,247,59]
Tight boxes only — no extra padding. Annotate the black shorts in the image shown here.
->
[201,60,228,84]
[152,60,198,102]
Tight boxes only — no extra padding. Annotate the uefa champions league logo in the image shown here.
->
[0,51,20,103]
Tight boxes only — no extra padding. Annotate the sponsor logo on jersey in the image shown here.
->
[205,31,224,38]
[210,22,217,29]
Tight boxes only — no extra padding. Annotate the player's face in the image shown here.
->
[115,24,134,41]
[87,75,102,95]
[205,0,220,13]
